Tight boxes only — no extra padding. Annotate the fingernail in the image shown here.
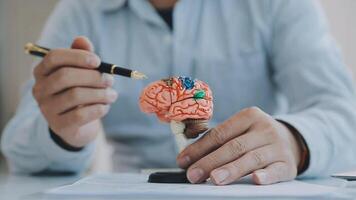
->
[89,55,100,67]
[212,169,230,184]
[177,156,190,167]
[255,171,267,184]
[187,168,204,183]
[107,89,118,101]
[102,73,114,86]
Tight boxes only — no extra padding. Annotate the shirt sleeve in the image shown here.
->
[269,0,356,177]
[1,0,96,174]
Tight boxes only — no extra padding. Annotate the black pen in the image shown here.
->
[24,43,147,80]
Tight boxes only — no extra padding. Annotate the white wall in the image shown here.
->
[0,0,58,129]
[0,0,4,128]
[0,0,355,129]
[320,0,356,78]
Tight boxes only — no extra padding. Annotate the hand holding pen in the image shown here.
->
[29,36,133,148]
[25,43,147,80]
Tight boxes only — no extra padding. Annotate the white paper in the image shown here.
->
[45,173,337,198]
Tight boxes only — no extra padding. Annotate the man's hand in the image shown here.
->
[32,36,118,148]
[177,107,303,185]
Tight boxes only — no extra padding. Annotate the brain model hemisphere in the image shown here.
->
[139,76,213,138]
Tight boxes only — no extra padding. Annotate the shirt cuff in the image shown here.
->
[35,114,95,173]
[49,128,84,152]
[274,113,331,178]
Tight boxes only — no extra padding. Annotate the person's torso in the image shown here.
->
[84,0,284,171]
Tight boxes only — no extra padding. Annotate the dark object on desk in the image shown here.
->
[148,171,190,183]
[24,43,147,80]
[32,170,77,177]
[332,175,356,181]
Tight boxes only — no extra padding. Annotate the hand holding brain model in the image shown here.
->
[139,76,213,140]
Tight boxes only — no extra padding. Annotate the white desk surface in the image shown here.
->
[1,172,356,200]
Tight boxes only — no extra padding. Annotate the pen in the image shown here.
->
[24,43,147,80]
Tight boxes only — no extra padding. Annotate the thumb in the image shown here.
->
[71,36,95,52]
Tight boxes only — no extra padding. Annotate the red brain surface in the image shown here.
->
[139,77,213,122]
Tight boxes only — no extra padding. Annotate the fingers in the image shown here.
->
[55,104,110,132]
[209,144,283,185]
[178,107,300,185]
[34,49,101,78]
[184,130,274,182]
[71,36,95,51]
[49,87,118,114]
[177,108,263,168]
[41,67,114,95]
[31,37,111,148]
[34,36,98,79]
[252,162,296,185]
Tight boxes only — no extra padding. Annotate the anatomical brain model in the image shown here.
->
[139,76,213,140]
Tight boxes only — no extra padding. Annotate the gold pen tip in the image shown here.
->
[131,71,148,80]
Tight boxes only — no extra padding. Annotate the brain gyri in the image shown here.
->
[139,76,213,122]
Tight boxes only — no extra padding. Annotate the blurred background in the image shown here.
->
[0,0,355,171]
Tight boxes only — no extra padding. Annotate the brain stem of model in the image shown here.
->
[139,76,214,138]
